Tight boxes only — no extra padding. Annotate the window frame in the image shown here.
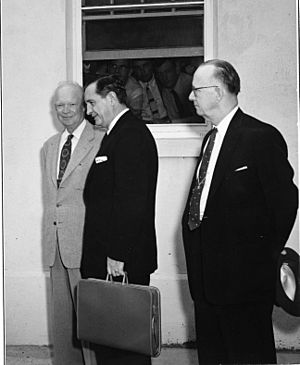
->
[82,2,205,61]
[66,0,218,155]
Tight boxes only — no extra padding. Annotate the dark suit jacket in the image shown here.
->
[182,108,298,305]
[81,110,158,279]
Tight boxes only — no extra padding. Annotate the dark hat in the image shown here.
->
[275,247,300,316]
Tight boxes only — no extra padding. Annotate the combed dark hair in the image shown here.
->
[93,74,127,104]
[202,59,241,95]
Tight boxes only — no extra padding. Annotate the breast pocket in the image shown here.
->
[224,165,257,201]
[91,158,112,188]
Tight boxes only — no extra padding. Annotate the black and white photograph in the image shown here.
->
[2,1,300,364]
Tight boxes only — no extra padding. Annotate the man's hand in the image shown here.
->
[107,257,125,277]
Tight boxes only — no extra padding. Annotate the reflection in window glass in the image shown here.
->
[85,17,203,51]
[82,1,204,123]
[83,57,205,124]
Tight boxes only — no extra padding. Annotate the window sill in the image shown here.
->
[148,123,211,157]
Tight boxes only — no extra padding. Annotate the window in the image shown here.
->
[82,1,204,59]
[81,0,206,124]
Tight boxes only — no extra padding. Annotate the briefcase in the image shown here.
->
[77,275,161,357]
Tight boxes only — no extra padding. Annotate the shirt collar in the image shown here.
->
[140,75,155,88]
[107,108,129,135]
[215,105,238,136]
[62,119,86,140]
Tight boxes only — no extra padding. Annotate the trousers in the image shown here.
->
[194,299,276,364]
[50,243,96,365]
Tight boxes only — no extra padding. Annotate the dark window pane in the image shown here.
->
[85,16,203,51]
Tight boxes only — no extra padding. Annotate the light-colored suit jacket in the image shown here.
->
[41,121,103,268]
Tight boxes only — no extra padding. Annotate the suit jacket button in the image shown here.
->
[56,203,61,208]
[53,221,57,225]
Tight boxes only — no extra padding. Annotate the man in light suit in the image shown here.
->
[42,81,103,365]
[182,59,298,364]
[81,74,158,365]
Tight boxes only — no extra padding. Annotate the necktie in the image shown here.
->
[171,89,185,117]
[188,128,217,230]
[146,85,159,120]
[57,134,73,187]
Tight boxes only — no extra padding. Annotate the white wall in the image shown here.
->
[216,0,300,348]
[3,0,66,344]
[3,0,300,351]
[217,0,299,243]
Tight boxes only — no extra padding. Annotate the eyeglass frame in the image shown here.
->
[191,85,219,96]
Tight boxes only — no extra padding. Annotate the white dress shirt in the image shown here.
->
[199,106,239,219]
[57,119,86,178]
[107,108,129,135]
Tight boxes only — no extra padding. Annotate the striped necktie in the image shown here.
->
[146,85,159,120]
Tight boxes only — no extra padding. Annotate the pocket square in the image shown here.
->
[234,166,248,172]
[95,156,108,164]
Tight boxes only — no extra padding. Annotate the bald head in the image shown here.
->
[54,81,84,105]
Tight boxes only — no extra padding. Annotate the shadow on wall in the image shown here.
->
[273,305,300,335]
[171,122,207,348]
[173,159,197,347]
[174,223,196,347]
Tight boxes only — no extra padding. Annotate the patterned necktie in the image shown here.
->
[146,85,159,120]
[188,128,217,230]
[57,134,73,187]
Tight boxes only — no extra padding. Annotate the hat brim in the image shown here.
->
[275,247,300,317]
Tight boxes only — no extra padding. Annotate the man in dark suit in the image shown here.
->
[182,59,298,364]
[81,74,158,365]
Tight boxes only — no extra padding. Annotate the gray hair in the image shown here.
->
[54,81,84,105]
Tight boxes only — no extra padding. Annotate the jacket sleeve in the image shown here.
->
[106,128,155,261]
[253,126,298,251]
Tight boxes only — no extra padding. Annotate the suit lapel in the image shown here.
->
[49,134,61,187]
[207,108,244,201]
[61,122,96,183]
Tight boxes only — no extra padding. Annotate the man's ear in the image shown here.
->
[107,91,118,105]
[215,86,224,102]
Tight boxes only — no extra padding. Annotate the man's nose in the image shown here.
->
[63,104,70,113]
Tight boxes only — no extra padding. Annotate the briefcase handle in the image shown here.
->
[106,272,128,284]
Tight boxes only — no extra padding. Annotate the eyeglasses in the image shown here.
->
[192,85,219,95]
